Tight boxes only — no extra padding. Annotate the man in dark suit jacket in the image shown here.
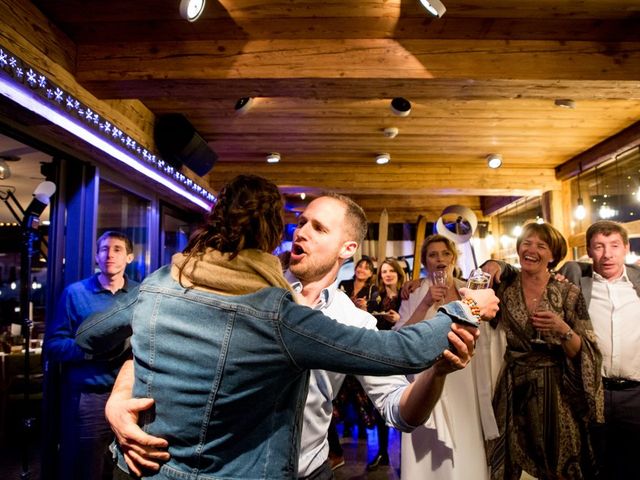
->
[558,221,640,480]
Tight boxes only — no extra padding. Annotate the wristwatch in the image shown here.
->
[560,328,574,342]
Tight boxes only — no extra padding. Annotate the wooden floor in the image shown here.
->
[333,425,401,480]
[0,422,401,480]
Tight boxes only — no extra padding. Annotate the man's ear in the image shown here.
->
[126,253,134,264]
[339,240,358,260]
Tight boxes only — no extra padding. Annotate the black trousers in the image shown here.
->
[299,460,334,480]
[601,383,640,479]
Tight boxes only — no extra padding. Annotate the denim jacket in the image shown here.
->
[77,265,475,480]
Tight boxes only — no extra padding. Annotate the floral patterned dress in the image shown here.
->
[487,275,604,480]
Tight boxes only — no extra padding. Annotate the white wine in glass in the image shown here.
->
[466,269,491,290]
[530,298,546,344]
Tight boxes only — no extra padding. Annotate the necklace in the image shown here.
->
[522,273,549,314]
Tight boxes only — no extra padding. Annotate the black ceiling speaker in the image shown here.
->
[154,114,218,176]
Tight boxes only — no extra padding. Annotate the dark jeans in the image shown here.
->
[299,460,334,480]
[602,383,640,479]
[113,464,138,480]
[327,420,343,457]
[59,391,113,480]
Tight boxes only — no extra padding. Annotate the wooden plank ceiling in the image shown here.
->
[22,1,640,221]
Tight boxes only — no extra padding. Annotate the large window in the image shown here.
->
[568,148,640,260]
[160,204,199,266]
[96,180,150,282]
[569,149,640,230]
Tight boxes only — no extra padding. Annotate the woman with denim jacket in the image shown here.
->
[77,174,491,480]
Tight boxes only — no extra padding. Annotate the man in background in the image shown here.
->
[44,231,137,480]
[559,220,640,479]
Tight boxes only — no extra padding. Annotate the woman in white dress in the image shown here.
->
[396,234,495,480]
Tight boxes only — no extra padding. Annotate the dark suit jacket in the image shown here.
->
[558,262,640,306]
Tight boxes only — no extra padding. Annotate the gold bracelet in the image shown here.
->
[461,297,481,322]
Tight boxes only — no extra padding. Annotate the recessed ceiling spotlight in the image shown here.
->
[390,97,412,117]
[554,98,576,109]
[0,158,11,180]
[383,127,399,139]
[300,192,306,200]
[179,0,206,22]
[376,153,391,165]
[0,154,19,180]
[234,97,254,115]
[419,0,446,18]
[266,152,280,164]
[486,153,502,169]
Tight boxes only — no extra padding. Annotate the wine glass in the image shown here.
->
[466,269,491,290]
[530,298,547,344]
[431,270,447,286]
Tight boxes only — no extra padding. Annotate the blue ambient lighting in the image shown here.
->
[0,46,215,210]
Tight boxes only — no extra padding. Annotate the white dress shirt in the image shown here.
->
[285,271,411,477]
[589,267,640,381]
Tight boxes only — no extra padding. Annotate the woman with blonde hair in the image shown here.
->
[397,234,491,480]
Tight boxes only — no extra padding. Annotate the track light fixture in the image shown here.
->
[419,0,446,18]
[486,153,502,169]
[0,154,19,180]
[383,127,399,139]
[180,0,206,22]
[554,98,576,109]
[234,97,254,115]
[390,98,411,117]
[0,158,11,180]
[376,153,391,165]
[266,152,281,164]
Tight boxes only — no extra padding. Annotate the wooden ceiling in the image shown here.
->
[10,1,640,221]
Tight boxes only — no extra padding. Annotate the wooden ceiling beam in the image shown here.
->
[206,163,560,197]
[555,120,640,180]
[0,0,157,149]
[75,39,640,84]
[284,193,484,224]
[0,0,76,75]
[36,17,640,43]
[82,78,640,102]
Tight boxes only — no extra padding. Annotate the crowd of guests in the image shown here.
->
[322,220,636,480]
[41,173,639,480]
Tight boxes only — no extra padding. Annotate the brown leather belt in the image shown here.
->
[602,377,640,390]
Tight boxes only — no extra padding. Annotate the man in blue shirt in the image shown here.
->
[44,230,137,480]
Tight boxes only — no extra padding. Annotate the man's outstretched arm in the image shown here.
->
[399,321,478,425]
[106,360,170,476]
[398,287,497,425]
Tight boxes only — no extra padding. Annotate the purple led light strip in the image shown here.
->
[0,46,215,210]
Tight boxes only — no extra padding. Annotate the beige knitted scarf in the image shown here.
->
[170,248,294,296]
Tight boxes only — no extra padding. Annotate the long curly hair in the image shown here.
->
[183,175,284,259]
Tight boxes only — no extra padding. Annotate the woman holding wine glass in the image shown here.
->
[331,257,377,465]
[338,256,376,310]
[487,222,603,480]
[363,257,407,469]
[397,234,491,480]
